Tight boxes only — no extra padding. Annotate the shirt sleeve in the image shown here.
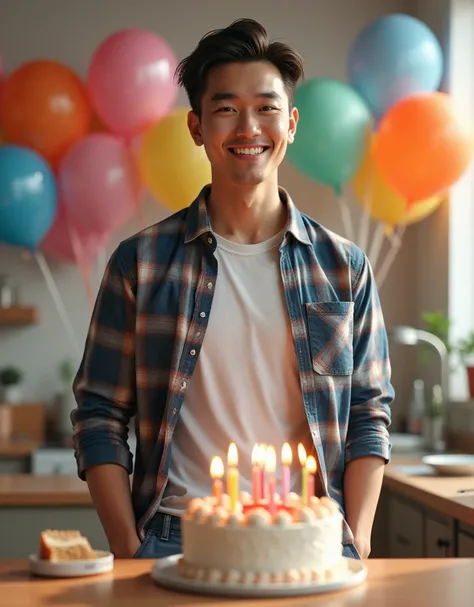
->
[345,248,395,464]
[71,243,137,480]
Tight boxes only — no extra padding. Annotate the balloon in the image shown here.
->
[87,28,178,139]
[139,107,211,211]
[0,145,57,249]
[352,134,444,227]
[59,133,143,235]
[348,14,443,117]
[0,60,92,169]
[286,78,372,193]
[374,92,474,203]
[41,200,107,267]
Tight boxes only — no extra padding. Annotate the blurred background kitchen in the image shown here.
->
[1,0,474,559]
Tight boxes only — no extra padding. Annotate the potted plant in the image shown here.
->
[421,311,474,398]
[0,366,24,404]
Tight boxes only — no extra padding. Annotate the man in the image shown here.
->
[71,18,394,561]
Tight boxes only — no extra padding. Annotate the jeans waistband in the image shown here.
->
[147,511,182,536]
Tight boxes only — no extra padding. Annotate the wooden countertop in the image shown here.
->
[0,475,92,506]
[0,440,41,457]
[384,455,474,527]
[1,558,474,606]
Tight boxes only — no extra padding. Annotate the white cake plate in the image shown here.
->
[150,555,367,598]
[28,550,114,578]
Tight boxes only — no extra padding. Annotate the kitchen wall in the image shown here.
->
[0,0,421,422]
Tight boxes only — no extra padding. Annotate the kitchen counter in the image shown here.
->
[1,558,474,606]
[384,456,474,527]
[0,474,92,506]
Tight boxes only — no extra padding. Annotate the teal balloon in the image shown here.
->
[287,78,373,192]
[0,145,57,250]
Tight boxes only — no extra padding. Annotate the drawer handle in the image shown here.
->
[437,538,450,549]
[396,534,410,546]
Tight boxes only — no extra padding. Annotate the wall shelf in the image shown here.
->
[0,307,38,326]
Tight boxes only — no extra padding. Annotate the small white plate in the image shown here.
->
[422,454,474,476]
[150,555,367,598]
[28,550,114,578]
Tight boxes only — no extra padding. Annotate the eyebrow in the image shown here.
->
[210,91,283,102]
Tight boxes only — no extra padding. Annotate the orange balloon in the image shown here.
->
[0,60,92,168]
[374,92,474,203]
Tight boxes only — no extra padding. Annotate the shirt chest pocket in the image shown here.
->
[305,302,354,376]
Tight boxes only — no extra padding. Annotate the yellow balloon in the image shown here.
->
[139,107,211,212]
[352,134,445,227]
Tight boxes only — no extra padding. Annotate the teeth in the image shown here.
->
[232,147,265,155]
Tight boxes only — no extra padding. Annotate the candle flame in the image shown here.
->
[264,445,277,473]
[228,442,238,467]
[281,442,292,465]
[298,443,307,466]
[257,444,266,466]
[251,444,260,465]
[306,455,317,474]
[210,456,224,479]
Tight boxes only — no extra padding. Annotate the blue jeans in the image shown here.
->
[133,512,361,560]
[133,513,183,559]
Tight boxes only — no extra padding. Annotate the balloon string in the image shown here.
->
[96,246,107,284]
[368,222,386,269]
[375,223,407,289]
[357,160,374,252]
[336,192,355,242]
[66,219,96,310]
[34,252,81,356]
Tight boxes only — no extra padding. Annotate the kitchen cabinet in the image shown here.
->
[425,512,454,557]
[458,523,474,557]
[388,494,424,557]
[0,306,38,325]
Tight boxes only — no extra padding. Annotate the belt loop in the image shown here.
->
[160,514,172,541]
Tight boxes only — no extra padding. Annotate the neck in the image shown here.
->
[206,176,287,245]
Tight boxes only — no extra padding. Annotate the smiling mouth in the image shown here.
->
[227,146,270,157]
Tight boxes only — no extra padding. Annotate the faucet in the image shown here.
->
[387,325,449,451]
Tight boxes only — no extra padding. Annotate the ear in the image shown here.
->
[287,107,299,144]
[187,110,203,146]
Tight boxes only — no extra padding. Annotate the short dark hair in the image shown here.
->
[175,18,304,115]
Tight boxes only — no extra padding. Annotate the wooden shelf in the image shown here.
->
[0,307,38,326]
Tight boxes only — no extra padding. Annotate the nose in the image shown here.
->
[235,109,262,138]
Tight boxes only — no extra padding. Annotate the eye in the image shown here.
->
[260,105,279,112]
[216,107,235,113]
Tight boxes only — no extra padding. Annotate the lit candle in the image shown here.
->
[227,443,239,513]
[210,456,224,506]
[259,444,266,501]
[298,444,308,506]
[251,444,262,503]
[265,446,277,514]
[306,455,317,500]
[281,443,292,505]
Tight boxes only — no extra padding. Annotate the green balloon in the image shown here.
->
[287,78,373,193]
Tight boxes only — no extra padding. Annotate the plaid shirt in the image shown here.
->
[72,185,394,546]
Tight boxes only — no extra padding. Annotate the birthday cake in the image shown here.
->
[177,443,349,585]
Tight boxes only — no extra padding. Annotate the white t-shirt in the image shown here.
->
[159,228,308,516]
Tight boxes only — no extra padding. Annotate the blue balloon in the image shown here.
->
[348,13,444,116]
[0,145,57,250]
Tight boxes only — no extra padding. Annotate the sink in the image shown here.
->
[390,433,424,453]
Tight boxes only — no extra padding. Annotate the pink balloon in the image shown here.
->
[58,133,142,235]
[41,201,107,266]
[87,28,178,138]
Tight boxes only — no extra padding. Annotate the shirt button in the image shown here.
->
[200,312,206,318]
[196,331,201,337]
[190,349,196,356]
[181,381,187,390]
[173,408,178,415]
[207,282,213,290]
[207,237,213,245]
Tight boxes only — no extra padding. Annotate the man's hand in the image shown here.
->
[353,535,371,560]
[110,534,142,559]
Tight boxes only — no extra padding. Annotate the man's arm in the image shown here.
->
[344,250,395,558]
[71,244,139,557]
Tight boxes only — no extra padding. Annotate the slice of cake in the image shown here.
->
[39,530,96,561]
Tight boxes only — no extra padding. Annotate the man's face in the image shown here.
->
[188,61,298,186]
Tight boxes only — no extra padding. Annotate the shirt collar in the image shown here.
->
[184,184,312,246]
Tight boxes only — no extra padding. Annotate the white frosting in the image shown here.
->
[181,494,346,584]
